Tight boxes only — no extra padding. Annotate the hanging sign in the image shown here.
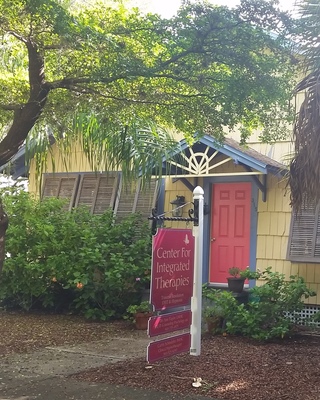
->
[148,310,192,337]
[150,228,194,311]
[147,333,191,363]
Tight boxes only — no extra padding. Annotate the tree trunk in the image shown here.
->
[0,201,8,272]
[0,38,49,268]
[0,38,50,167]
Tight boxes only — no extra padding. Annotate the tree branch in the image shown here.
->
[0,104,23,111]
[8,30,27,43]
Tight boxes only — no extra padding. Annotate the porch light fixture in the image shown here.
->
[170,195,185,217]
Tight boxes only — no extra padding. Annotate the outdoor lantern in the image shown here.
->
[170,195,185,217]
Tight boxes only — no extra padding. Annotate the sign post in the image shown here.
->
[147,186,204,362]
[147,228,194,363]
[190,186,204,356]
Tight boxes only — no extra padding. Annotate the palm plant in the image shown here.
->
[29,113,181,190]
[289,0,320,211]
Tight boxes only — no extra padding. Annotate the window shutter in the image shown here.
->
[114,178,158,223]
[75,173,119,215]
[135,179,158,221]
[287,202,320,262]
[114,179,138,221]
[42,175,79,211]
[74,175,97,208]
[92,174,119,215]
[314,214,320,258]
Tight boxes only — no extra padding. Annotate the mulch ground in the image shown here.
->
[73,333,320,400]
[0,310,132,356]
[1,310,320,400]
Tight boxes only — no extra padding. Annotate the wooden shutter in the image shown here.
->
[135,179,158,221]
[93,174,119,215]
[287,202,320,262]
[75,173,119,215]
[114,178,158,223]
[42,174,79,211]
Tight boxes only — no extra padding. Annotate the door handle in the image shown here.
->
[211,238,216,242]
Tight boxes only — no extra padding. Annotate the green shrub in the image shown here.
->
[0,188,151,320]
[202,288,237,335]
[203,268,317,341]
[226,268,316,340]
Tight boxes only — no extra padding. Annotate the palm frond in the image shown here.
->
[29,113,181,189]
[289,0,320,210]
[289,71,320,210]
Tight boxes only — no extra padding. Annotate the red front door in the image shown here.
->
[209,183,251,284]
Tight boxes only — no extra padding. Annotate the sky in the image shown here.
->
[129,0,298,17]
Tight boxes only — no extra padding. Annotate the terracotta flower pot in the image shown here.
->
[134,312,153,330]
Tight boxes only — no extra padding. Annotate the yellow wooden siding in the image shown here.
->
[27,131,320,305]
[257,175,320,305]
[162,178,199,229]
[29,142,93,194]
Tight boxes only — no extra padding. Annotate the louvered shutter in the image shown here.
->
[287,202,320,262]
[42,175,79,211]
[93,174,119,215]
[135,179,158,221]
[114,178,158,223]
[75,175,97,209]
[114,180,138,221]
[75,173,119,215]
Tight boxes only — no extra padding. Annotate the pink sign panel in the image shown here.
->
[150,229,194,311]
[147,333,191,363]
[148,310,192,337]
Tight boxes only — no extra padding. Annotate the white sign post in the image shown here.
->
[190,186,204,356]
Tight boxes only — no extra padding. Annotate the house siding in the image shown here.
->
[162,177,203,229]
[256,175,320,305]
[29,142,93,194]
[28,136,320,305]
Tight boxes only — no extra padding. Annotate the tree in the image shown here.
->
[288,0,320,211]
[0,0,295,268]
[0,0,295,167]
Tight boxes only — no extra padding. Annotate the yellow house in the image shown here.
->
[25,130,320,318]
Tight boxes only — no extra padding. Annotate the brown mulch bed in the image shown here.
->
[0,310,133,356]
[73,333,320,400]
[1,310,320,400]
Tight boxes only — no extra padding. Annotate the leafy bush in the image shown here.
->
[203,268,317,341]
[202,287,236,334]
[0,188,151,320]
[203,286,237,319]
[229,268,316,340]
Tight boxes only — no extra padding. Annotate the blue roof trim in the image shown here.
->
[173,134,280,175]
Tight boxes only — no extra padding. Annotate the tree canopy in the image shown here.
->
[0,0,296,176]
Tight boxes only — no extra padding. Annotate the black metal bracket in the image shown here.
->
[148,203,198,224]
[241,165,267,202]
[171,177,195,192]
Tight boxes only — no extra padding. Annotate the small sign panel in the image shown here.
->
[147,333,191,363]
[148,310,192,337]
[150,228,194,311]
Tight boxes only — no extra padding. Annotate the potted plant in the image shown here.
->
[227,267,245,293]
[204,305,225,335]
[125,301,153,330]
[227,267,261,293]
[202,287,236,334]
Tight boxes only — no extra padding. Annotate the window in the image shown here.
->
[287,201,320,263]
[42,172,159,220]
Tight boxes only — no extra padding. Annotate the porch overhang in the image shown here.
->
[163,135,287,202]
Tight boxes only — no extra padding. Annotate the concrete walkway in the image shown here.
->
[0,333,212,400]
